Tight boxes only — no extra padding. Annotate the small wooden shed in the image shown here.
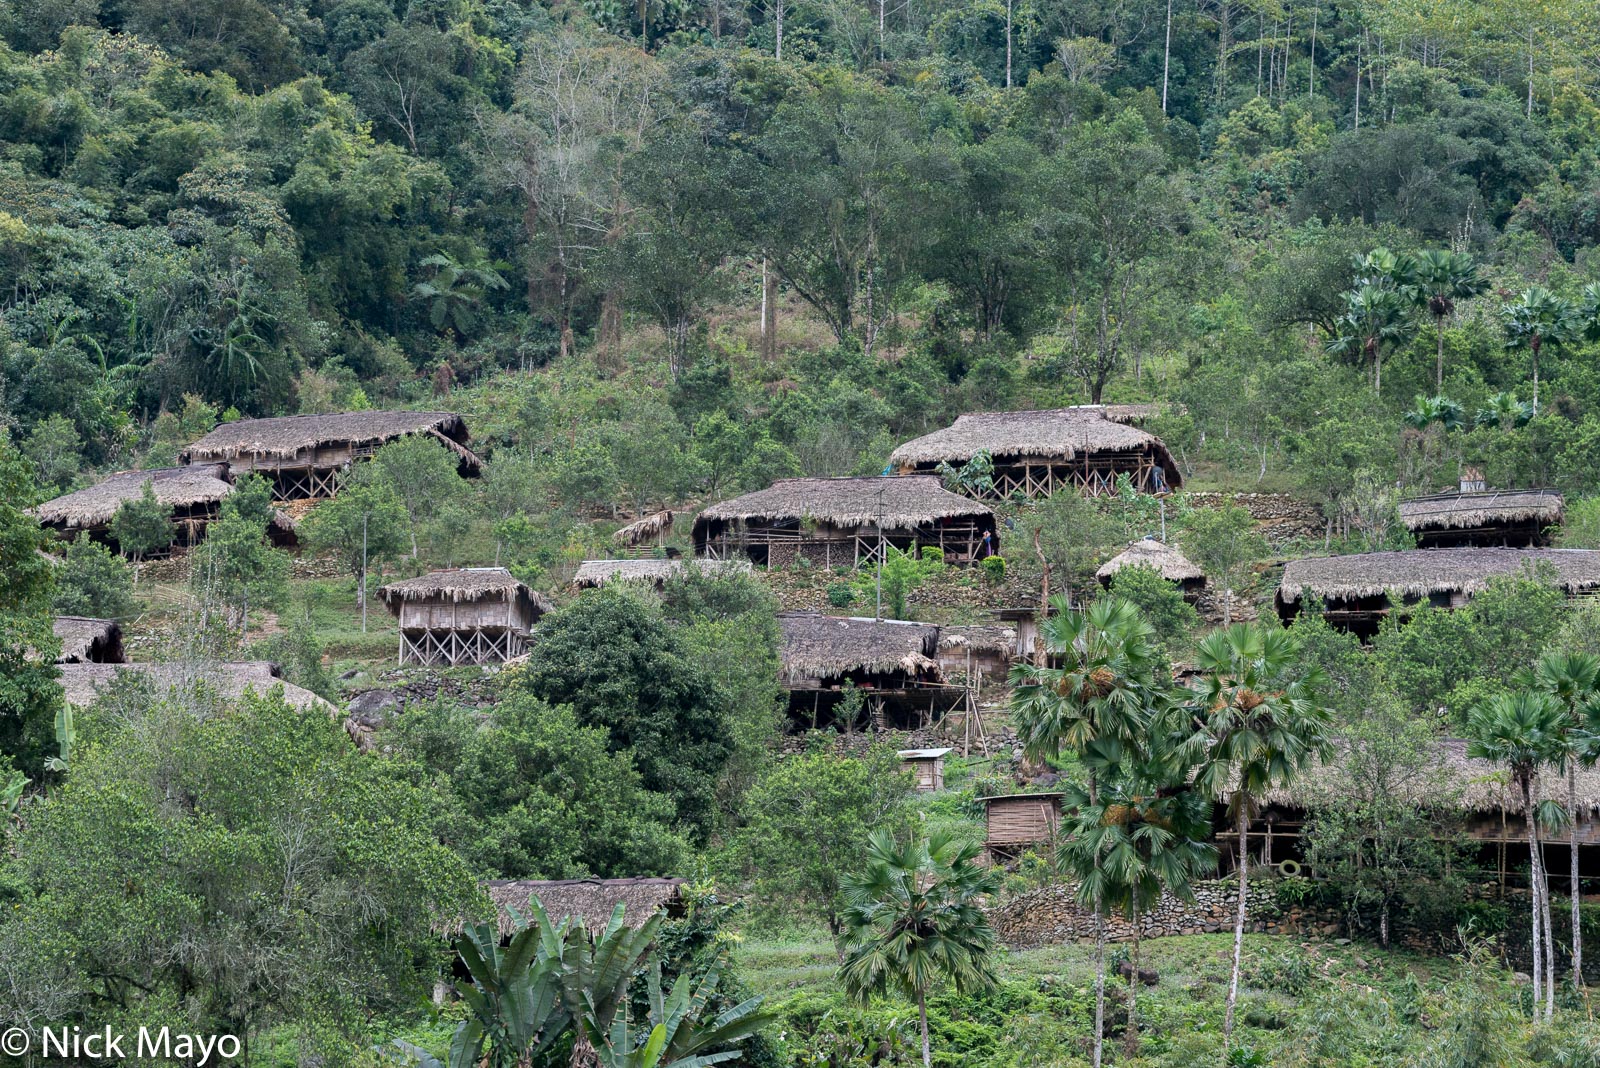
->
[52,616,125,664]
[379,568,552,667]
[1096,538,1206,601]
[978,792,1065,853]
[484,877,687,935]
[935,625,1015,680]
[898,747,953,791]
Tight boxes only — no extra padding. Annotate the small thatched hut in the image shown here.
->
[935,625,1015,679]
[379,568,551,667]
[888,407,1182,499]
[572,558,753,590]
[1096,538,1206,600]
[778,612,951,728]
[1398,489,1564,548]
[978,793,1064,854]
[56,661,331,711]
[484,878,686,935]
[693,476,998,568]
[1276,547,1600,638]
[898,748,953,791]
[53,617,125,664]
[613,510,676,552]
[35,465,234,552]
[181,411,481,501]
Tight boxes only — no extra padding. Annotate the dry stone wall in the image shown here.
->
[1184,492,1324,548]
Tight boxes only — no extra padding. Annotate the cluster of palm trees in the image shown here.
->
[1326,247,1600,406]
[1010,598,1332,1064]
[1466,652,1600,1023]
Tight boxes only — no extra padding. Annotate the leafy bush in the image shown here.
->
[826,582,855,608]
[981,555,1006,583]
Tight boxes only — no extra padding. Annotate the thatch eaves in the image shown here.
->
[1096,538,1205,584]
[887,407,1179,472]
[613,510,674,546]
[181,411,481,471]
[572,558,753,589]
[1277,548,1600,605]
[35,465,233,530]
[484,878,685,936]
[53,617,125,664]
[779,612,942,682]
[695,476,993,530]
[379,567,553,613]
[1398,489,1565,532]
[57,661,332,711]
[936,625,1016,655]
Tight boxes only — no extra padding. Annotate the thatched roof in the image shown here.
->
[695,476,994,530]
[613,510,674,546]
[1097,538,1205,584]
[572,558,753,589]
[1277,548,1600,605]
[53,617,124,664]
[35,465,232,529]
[378,568,553,615]
[779,613,942,682]
[936,625,1016,655]
[181,411,481,471]
[887,408,1180,472]
[56,661,332,711]
[484,878,685,936]
[1398,489,1565,532]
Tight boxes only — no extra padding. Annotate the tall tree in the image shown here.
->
[0,439,60,776]
[1412,250,1488,389]
[1326,284,1413,396]
[1502,286,1579,414]
[1191,622,1331,1049]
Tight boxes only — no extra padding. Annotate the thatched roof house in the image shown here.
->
[35,465,234,551]
[935,624,1015,678]
[484,878,686,935]
[57,661,331,711]
[181,411,481,501]
[693,476,998,568]
[1097,538,1206,598]
[888,407,1181,498]
[1276,547,1600,637]
[572,558,753,589]
[53,617,125,664]
[1398,489,1564,548]
[779,613,942,685]
[379,568,551,666]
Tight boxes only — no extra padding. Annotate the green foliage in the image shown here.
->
[1107,563,1200,660]
[188,474,290,640]
[0,438,60,775]
[52,536,136,619]
[826,581,855,608]
[22,413,82,492]
[980,555,1006,583]
[1180,505,1268,621]
[366,435,469,558]
[300,478,410,604]
[862,545,946,620]
[107,480,173,561]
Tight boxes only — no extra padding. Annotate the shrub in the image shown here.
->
[981,555,1006,583]
[826,582,855,608]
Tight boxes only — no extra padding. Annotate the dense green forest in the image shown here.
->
[15,0,1600,1066]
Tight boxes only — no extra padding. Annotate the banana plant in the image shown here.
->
[586,960,771,1068]
[44,706,75,774]
[1,771,29,823]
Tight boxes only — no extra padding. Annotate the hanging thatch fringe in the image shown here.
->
[1398,489,1564,532]
[887,406,1179,471]
[779,612,942,681]
[696,476,993,529]
[1278,547,1600,605]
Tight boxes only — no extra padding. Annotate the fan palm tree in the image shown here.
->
[1474,391,1535,431]
[839,829,1002,1068]
[1466,690,1568,1021]
[1413,250,1488,389]
[413,252,511,341]
[1502,286,1579,414]
[1009,596,1162,1068]
[1190,623,1331,1049]
[1326,284,1414,396]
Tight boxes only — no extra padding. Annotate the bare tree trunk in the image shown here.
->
[1224,803,1249,1046]
[1162,0,1173,112]
[1573,762,1584,986]
[1089,771,1105,1068]
[1125,904,1142,1057]
[1004,0,1013,88]
[917,989,931,1068]
[1436,317,1447,390]
[1528,778,1545,1015]
[1034,528,1051,668]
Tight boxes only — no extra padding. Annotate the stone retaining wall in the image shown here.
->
[1184,492,1324,548]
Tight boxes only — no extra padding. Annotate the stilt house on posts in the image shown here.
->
[52,617,125,664]
[778,612,962,729]
[1096,537,1207,601]
[887,406,1182,499]
[693,476,999,568]
[978,792,1065,861]
[1398,488,1564,548]
[379,567,552,667]
[33,465,296,556]
[1276,547,1600,639]
[180,411,482,502]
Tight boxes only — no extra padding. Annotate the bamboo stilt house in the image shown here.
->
[572,558,753,590]
[52,617,125,664]
[56,661,332,711]
[35,465,234,554]
[1276,547,1600,638]
[612,510,676,555]
[888,407,1182,499]
[778,612,959,728]
[379,568,552,667]
[1398,489,1564,548]
[693,476,998,567]
[180,411,482,502]
[1096,538,1206,600]
[483,878,686,935]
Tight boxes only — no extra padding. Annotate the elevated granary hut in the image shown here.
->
[573,558,753,589]
[1276,547,1600,638]
[693,476,998,567]
[898,748,953,791]
[1398,489,1564,548]
[888,407,1182,499]
[57,661,331,711]
[181,411,482,501]
[379,568,551,667]
[35,465,233,552]
[53,617,124,664]
[935,625,1015,679]
[779,612,953,727]
[979,793,1064,855]
[484,878,686,935]
[1096,538,1206,600]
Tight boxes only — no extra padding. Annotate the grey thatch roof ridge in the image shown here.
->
[613,510,674,545]
[53,617,123,663]
[56,661,331,711]
[181,411,480,467]
[484,878,685,935]
[695,476,993,529]
[1097,538,1205,583]
[779,612,942,681]
[1398,489,1565,531]
[936,625,1016,654]
[1277,548,1600,604]
[572,558,753,588]
[887,407,1178,468]
[35,465,233,528]
[379,568,554,612]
